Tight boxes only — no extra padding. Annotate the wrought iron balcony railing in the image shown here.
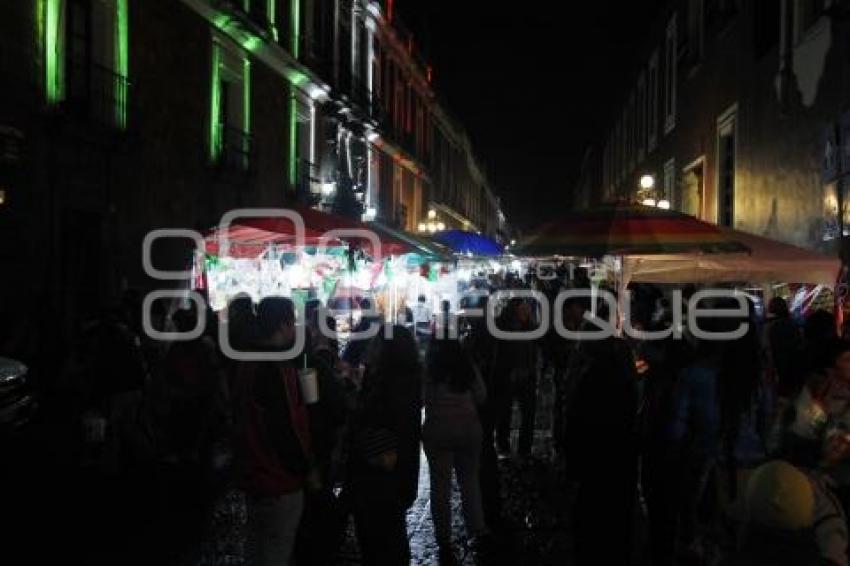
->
[65,59,129,129]
[216,124,254,172]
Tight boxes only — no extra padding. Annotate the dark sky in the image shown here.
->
[397,1,666,230]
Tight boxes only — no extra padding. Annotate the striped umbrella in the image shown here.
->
[518,202,749,257]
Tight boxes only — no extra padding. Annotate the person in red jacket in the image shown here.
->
[235,297,314,566]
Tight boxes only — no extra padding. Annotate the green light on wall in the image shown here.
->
[291,0,300,58]
[268,0,278,41]
[243,59,252,169]
[210,42,223,161]
[115,0,129,129]
[287,69,308,87]
[42,0,64,104]
[289,86,298,187]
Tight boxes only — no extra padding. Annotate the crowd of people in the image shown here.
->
[12,269,850,566]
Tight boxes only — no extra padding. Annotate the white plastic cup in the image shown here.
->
[299,368,319,405]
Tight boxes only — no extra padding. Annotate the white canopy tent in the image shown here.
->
[622,228,840,287]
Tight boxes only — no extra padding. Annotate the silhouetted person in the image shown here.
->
[424,338,488,563]
[494,298,538,456]
[764,297,802,398]
[235,297,313,566]
[348,325,422,565]
[563,332,637,565]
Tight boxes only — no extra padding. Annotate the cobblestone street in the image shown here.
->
[193,371,577,565]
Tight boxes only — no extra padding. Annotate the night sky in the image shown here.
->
[397,1,666,231]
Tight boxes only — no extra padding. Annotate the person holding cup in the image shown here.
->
[234,297,314,566]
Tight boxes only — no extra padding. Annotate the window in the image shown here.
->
[687,0,704,64]
[295,98,314,195]
[211,39,252,170]
[647,50,659,151]
[60,0,128,128]
[602,143,609,197]
[637,72,646,162]
[717,105,737,227]
[66,0,93,107]
[617,119,625,183]
[682,157,705,218]
[249,0,272,27]
[664,14,677,134]
[663,158,676,206]
[628,92,636,171]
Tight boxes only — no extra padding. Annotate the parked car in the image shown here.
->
[0,357,37,431]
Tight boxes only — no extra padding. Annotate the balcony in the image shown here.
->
[64,59,129,130]
[294,159,321,205]
[296,34,334,81]
[216,124,254,173]
[211,0,275,41]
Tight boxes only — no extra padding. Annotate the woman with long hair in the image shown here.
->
[348,325,423,565]
[423,337,488,563]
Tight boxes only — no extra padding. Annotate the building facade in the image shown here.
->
[0,0,505,335]
[589,0,850,257]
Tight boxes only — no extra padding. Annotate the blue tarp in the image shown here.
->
[431,230,504,257]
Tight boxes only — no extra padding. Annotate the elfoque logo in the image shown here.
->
[142,208,751,361]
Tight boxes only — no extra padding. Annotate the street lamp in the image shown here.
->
[640,174,655,190]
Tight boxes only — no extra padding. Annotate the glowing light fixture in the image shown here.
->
[114,0,129,129]
[639,174,655,190]
[291,0,300,58]
[642,198,657,207]
[418,222,427,232]
[428,209,436,219]
[209,42,223,161]
[42,0,64,104]
[657,199,671,209]
[436,222,445,231]
[288,87,298,186]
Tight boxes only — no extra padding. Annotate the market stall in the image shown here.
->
[622,228,839,286]
[197,208,468,336]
